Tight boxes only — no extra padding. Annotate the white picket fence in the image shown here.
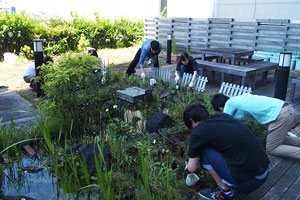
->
[151,67,171,82]
[181,72,208,92]
[219,82,252,97]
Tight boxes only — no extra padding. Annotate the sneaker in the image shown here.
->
[199,188,234,200]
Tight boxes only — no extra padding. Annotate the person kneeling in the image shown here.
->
[175,53,202,87]
[183,102,269,200]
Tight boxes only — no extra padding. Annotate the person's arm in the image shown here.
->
[187,157,200,173]
[223,101,236,116]
[139,48,147,68]
[189,59,198,87]
[191,71,197,82]
[156,44,162,55]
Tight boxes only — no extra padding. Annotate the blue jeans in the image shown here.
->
[179,64,202,78]
[201,148,268,194]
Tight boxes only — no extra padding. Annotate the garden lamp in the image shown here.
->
[167,33,172,64]
[33,39,44,97]
[274,52,292,101]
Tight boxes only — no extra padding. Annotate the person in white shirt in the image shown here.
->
[23,56,53,83]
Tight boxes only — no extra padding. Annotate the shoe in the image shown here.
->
[199,187,234,200]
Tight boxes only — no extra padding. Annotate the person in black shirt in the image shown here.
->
[175,52,202,87]
[183,102,269,200]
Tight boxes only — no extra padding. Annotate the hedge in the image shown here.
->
[0,12,144,58]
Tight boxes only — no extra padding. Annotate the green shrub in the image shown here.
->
[0,12,36,58]
[20,45,33,59]
[39,53,103,128]
[0,12,144,57]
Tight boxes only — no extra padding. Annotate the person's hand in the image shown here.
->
[184,161,188,171]
[141,72,146,79]
[175,75,180,83]
[188,81,194,88]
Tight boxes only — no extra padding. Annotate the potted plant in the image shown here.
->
[171,34,180,62]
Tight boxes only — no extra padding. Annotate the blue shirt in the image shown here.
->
[223,93,284,124]
[139,40,161,68]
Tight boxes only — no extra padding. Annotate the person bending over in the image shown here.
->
[126,40,161,78]
[175,52,202,87]
[184,102,269,200]
[211,93,300,160]
[87,47,105,71]
[23,56,53,91]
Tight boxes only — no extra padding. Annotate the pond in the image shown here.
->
[2,155,99,199]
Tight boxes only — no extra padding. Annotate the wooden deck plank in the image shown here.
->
[261,160,300,200]
[268,155,283,172]
[280,175,300,200]
[242,158,296,200]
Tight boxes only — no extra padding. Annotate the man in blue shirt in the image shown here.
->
[126,40,161,78]
[211,93,300,160]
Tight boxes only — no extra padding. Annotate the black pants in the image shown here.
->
[126,48,159,76]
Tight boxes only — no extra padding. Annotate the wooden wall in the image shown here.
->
[144,18,300,54]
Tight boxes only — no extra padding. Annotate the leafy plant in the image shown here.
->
[160,7,168,18]
[171,34,177,54]
[77,34,90,52]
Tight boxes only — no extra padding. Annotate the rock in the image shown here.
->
[146,113,175,133]
[66,143,111,176]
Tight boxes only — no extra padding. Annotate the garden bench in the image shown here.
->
[219,82,252,98]
[181,72,208,92]
[151,67,171,82]
[290,76,300,102]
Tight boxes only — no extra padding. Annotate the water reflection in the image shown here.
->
[1,155,95,199]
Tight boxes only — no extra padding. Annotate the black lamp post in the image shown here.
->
[274,52,291,101]
[166,33,172,64]
[33,39,44,97]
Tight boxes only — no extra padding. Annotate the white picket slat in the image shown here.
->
[219,82,252,97]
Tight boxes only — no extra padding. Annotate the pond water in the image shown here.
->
[2,155,97,199]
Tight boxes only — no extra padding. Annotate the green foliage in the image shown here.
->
[39,52,103,131]
[0,12,144,57]
[171,34,177,54]
[20,45,33,59]
[187,45,191,55]
[77,34,90,52]
[0,12,36,58]
[160,7,168,18]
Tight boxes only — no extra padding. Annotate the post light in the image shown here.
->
[166,33,172,64]
[33,39,43,52]
[33,39,44,97]
[274,52,292,101]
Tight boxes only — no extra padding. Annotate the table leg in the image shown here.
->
[201,54,205,60]
[231,58,235,65]
[262,71,268,80]
[249,55,252,63]
[250,75,256,89]
[241,77,246,86]
[221,73,225,83]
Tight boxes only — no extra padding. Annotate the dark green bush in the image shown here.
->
[0,12,144,57]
